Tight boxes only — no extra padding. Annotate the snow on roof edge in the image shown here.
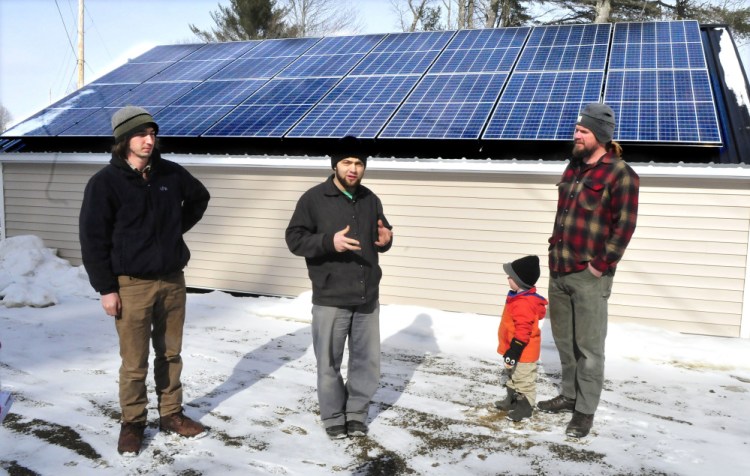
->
[3,152,750,179]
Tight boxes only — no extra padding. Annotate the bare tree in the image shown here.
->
[541,0,750,41]
[390,0,437,32]
[283,0,364,36]
[478,0,531,27]
[593,0,612,22]
[0,104,12,133]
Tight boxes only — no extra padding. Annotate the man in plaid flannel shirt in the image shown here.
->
[537,103,639,438]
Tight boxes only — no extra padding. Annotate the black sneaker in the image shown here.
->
[566,411,594,438]
[346,420,368,437]
[506,394,533,422]
[537,395,576,413]
[325,425,347,439]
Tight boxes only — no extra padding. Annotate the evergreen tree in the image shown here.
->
[190,0,291,42]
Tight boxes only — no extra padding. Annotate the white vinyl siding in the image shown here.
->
[2,158,748,338]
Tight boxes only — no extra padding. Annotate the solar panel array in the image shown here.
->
[483,23,611,140]
[2,21,723,145]
[287,31,455,138]
[604,21,721,143]
[380,27,530,139]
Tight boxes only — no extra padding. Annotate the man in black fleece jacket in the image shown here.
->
[79,106,210,456]
[286,136,393,440]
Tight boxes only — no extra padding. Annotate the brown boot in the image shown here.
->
[159,410,206,438]
[117,422,146,456]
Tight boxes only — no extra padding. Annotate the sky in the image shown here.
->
[0,0,399,126]
[1,0,749,128]
[1,234,750,475]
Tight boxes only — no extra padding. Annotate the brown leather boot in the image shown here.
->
[117,421,146,456]
[159,410,206,438]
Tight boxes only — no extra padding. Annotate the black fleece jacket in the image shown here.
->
[285,175,392,307]
[79,151,210,294]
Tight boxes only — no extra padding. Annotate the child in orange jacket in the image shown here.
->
[495,255,548,421]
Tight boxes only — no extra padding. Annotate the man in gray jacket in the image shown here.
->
[286,136,393,439]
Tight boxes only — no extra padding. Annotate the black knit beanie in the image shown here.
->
[503,255,540,290]
[330,135,367,169]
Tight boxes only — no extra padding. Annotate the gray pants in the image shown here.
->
[311,301,380,428]
[548,269,613,415]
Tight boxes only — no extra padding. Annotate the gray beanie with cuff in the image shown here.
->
[576,103,615,144]
[111,106,159,142]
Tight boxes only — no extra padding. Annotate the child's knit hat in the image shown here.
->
[503,255,540,290]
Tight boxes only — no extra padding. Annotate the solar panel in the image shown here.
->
[604,21,721,144]
[243,37,320,57]
[183,41,260,61]
[286,30,455,138]
[483,23,611,140]
[0,21,726,147]
[204,77,340,137]
[277,35,384,79]
[9,107,106,137]
[154,105,237,137]
[380,27,529,139]
[286,75,421,138]
[150,59,236,82]
[171,79,268,106]
[57,82,201,137]
[202,35,385,137]
[94,44,204,84]
[56,84,134,109]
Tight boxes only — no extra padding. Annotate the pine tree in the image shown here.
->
[190,0,291,42]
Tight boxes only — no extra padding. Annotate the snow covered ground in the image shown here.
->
[1,235,749,475]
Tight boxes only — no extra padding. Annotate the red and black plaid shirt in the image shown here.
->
[549,152,639,275]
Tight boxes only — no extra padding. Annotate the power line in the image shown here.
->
[53,0,77,58]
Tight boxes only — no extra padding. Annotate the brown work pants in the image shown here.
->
[114,272,186,423]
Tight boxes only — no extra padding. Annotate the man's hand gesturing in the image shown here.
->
[333,225,361,252]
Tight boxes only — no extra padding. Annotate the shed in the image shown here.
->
[2,21,750,338]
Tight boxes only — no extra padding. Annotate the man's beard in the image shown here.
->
[571,141,596,160]
[336,168,361,191]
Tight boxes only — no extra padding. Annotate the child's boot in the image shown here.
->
[494,386,516,411]
[507,393,533,421]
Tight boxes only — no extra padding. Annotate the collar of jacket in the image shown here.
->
[507,287,537,299]
[572,150,615,171]
[324,173,366,198]
[110,149,161,175]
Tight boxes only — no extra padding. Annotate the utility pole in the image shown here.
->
[77,0,84,89]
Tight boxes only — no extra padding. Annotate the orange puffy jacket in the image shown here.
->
[497,287,548,363]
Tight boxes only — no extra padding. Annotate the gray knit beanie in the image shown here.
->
[111,106,158,142]
[577,103,615,144]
